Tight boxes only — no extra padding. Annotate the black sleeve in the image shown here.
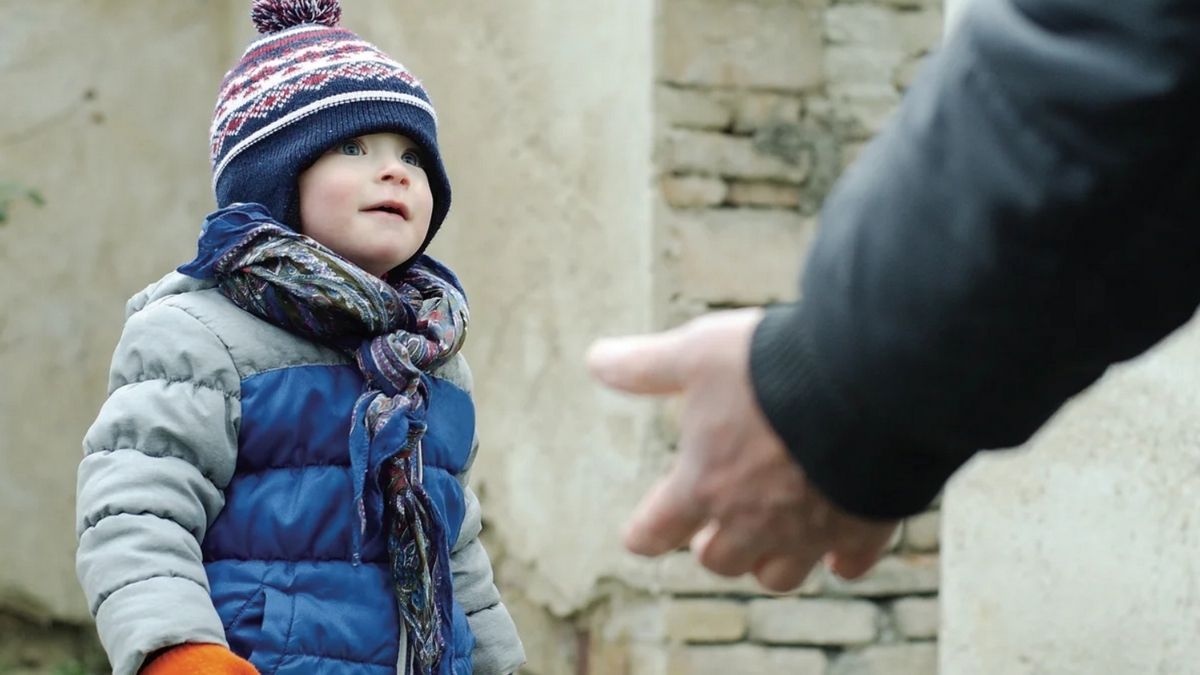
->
[749,0,1200,519]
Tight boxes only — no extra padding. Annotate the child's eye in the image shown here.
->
[337,140,365,156]
[401,150,423,167]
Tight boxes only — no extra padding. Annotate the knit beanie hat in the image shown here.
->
[209,0,451,244]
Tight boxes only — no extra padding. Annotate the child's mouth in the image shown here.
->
[362,201,410,221]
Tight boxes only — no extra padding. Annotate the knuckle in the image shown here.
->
[697,548,745,577]
[756,562,804,592]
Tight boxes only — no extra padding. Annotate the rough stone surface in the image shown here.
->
[903,511,941,552]
[943,320,1200,674]
[823,61,901,134]
[748,598,878,646]
[665,599,748,643]
[662,175,729,208]
[668,644,828,675]
[732,93,804,134]
[661,129,812,183]
[659,0,825,90]
[499,587,582,675]
[892,597,939,640]
[753,123,815,179]
[658,86,734,131]
[662,209,814,305]
[0,0,229,625]
[380,0,661,618]
[726,181,802,209]
[626,644,671,675]
[582,592,673,675]
[881,0,942,8]
[824,5,942,55]
[831,643,938,675]
[822,5,942,135]
[823,555,940,598]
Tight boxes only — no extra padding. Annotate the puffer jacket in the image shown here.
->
[76,271,525,675]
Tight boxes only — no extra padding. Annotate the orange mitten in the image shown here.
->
[140,643,259,675]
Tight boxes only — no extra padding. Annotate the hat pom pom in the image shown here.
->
[251,0,342,34]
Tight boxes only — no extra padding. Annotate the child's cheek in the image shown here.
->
[321,172,359,200]
[310,180,360,216]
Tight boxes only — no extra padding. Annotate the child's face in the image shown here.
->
[298,132,434,277]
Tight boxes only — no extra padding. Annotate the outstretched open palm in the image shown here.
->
[587,308,897,590]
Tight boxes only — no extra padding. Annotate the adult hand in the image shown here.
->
[586,308,898,591]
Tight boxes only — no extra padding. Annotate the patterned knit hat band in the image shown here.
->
[210,24,437,186]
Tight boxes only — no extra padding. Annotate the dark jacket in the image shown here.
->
[750,0,1200,519]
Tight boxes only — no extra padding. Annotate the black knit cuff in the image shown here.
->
[749,304,965,520]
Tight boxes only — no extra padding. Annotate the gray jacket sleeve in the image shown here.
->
[76,299,241,675]
[436,355,526,675]
[750,0,1200,519]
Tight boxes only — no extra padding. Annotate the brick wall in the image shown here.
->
[645,0,945,672]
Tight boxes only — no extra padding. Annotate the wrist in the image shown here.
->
[750,303,959,519]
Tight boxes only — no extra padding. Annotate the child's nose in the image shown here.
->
[378,157,410,184]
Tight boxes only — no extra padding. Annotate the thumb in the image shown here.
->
[586,331,687,395]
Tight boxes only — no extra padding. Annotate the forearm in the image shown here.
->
[751,0,1200,518]
[77,302,242,673]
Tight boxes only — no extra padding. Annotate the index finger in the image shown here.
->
[586,331,687,395]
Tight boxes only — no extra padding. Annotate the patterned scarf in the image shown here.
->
[179,203,466,675]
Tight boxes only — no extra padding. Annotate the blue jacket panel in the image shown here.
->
[204,363,477,673]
